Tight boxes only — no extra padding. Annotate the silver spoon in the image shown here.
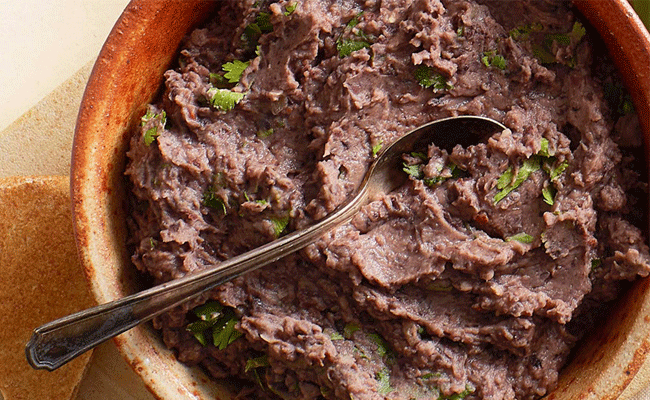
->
[25,115,506,371]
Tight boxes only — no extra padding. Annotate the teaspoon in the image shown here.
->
[25,115,506,371]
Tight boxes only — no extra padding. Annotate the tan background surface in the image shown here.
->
[0,1,154,399]
[0,1,649,399]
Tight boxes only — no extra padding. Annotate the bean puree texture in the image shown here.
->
[125,0,650,399]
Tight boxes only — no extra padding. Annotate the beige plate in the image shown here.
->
[71,1,650,399]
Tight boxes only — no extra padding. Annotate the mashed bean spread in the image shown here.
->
[126,0,650,399]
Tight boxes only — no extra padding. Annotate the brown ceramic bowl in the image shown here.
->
[71,1,650,399]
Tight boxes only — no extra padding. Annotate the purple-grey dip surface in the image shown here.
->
[125,0,650,399]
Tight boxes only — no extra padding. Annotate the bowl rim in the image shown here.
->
[70,1,650,399]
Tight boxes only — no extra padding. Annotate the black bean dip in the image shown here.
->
[125,0,650,399]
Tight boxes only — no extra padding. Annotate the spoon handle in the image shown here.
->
[25,187,368,371]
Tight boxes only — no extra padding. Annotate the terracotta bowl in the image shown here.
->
[71,1,650,399]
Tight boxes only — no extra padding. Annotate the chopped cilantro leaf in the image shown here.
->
[410,152,428,160]
[546,21,586,46]
[494,156,541,203]
[506,232,534,244]
[441,384,475,400]
[372,142,383,157]
[337,39,371,57]
[187,302,224,346]
[186,302,243,349]
[284,2,297,16]
[538,138,551,157]
[347,11,364,29]
[222,60,251,84]
[270,215,290,237]
[403,164,424,179]
[245,355,270,372]
[144,128,159,146]
[367,333,391,359]
[426,279,453,291]
[194,301,224,320]
[336,11,372,57]
[375,367,393,395]
[213,317,244,350]
[425,163,460,187]
[244,22,262,40]
[209,72,231,88]
[509,22,543,41]
[549,160,569,181]
[496,166,514,190]
[591,258,603,271]
[414,65,452,91]
[535,22,586,66]
[141,110,167,146]
[532,44,558,64]
[256,12,273,32]
[320,386,332,397]
[186,323,210,346]
[257,128,274,138]
[344,322,360,339]
[621,98,635,114]
[141,108,155,126]
[542,185,556,205]
[423,176,446,187]
[241,12,273,52]
[481,50,507,70]
[208,88,246,111]
[202,186,227,214]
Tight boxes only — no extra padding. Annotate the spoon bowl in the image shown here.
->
[25,115,506,371]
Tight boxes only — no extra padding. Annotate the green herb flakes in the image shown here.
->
[538,138,551,157]
[509,22,543,41]
[403,164,424,179]
[505,232,534,244]
[255,12,273,32]
[245,354,270,373]
[481,50,507,70]
[375,367,393,395]
[241,11,274,52]
[208,88,246,111]
[257,128,274,138]
[411,152,428,160]
[337,11,372,57]
[337,39,371,57]
[213,317,244,350]
[186,301,243,349]
[414,65,453,91]
[542,185,556,206]
[533,21,586,66]
[344,322,361,339]
[284,2,297,16]
[441,384,475,400]
[202,186,227,214]
[270,215,290,237]
[222,60,251,84]
[368,333,391,359]
[372,142,383,157]
[143,128,159,146]
[546,21,586,46]
[141,109,167,146]
[494,156,541,204]
[591,258,603,271]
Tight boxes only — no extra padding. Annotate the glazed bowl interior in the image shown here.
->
[71,1,650,399]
